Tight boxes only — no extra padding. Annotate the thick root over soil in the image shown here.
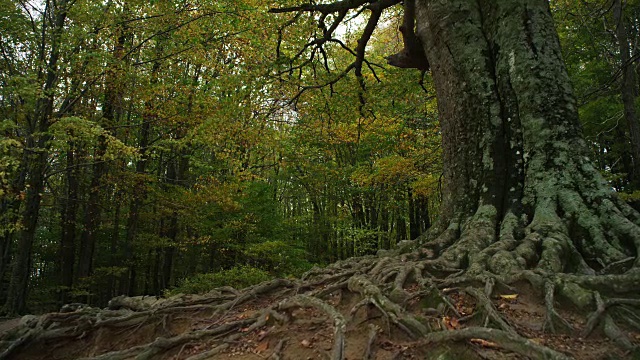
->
[0,241,638,359]
[0,197,639,359]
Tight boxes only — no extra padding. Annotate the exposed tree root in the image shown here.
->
[583,293,640,337]
[363,324,379,360]
[78,318,255,360]
[543,282,574,334]
[347,275,429,338]
[183,343,229,360]
[0,209,639,360]
[412,327,572,360]
[465,287,516,335]
[603,315,637,353]
[267,339,285,360]
[277,294,346,360]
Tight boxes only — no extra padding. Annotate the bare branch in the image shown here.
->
[269,0,371,15]
[269,0,401,108]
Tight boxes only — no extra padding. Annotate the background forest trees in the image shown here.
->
[554,0,640,203]
[0,0,638,314]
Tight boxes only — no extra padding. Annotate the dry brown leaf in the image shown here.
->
[449,317,461,329]
[255,341,269,353]
[442,316,461,330]
[470,338,500,348]
[442,316,452,330]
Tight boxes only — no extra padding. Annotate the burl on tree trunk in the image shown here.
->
[412,0,640,278]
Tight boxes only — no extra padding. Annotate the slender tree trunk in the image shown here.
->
[122,96,153,296]
[4,0,69,314]
[160,151,186,291]
[351,195,365,228]
[162,213,177,290]
[110,193,121,299]
[408,189,429,239]
[77,28,127,281]
[0,231,11,301]
[59,144,78,303]
[121,51,163,295]
[396,210,406,244]
[408,189,419,240]
[380,205,390,249]
[311,199,323,257]
[5,154,45,314]
[76,149,104,280]
[418,196,430,234]
[0,166,26,301]
[208,242,217,273]
[614,0,640,189]
[151,248,160,295]
[122,156,147,296]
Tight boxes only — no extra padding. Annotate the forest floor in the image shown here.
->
[0,250,638,360]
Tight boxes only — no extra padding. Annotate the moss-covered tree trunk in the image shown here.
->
[415,0,640,275]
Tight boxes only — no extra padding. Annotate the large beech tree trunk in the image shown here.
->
[415,0,640,274]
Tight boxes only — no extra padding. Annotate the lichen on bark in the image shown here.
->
[412,0,639,281]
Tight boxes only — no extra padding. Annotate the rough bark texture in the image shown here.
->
[415,0,640,276]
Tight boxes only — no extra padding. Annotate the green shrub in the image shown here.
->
[244,240,313,276]
[167,265,271,295]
